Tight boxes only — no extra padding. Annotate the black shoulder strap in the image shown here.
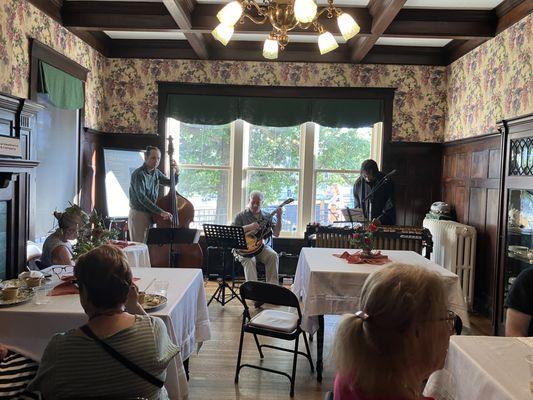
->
[80,325,164,388]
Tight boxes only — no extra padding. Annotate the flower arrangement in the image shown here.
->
[351,223,378,257]
[67,204,118,259]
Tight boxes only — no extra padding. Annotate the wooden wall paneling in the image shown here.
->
[441,133,502,317]
[383,142,442,227]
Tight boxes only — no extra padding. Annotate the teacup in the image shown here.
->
[25,277,42,288]
[2,287,19,301]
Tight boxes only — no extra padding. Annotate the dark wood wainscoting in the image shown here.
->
[442,133,501,316]
[382,142,443,227]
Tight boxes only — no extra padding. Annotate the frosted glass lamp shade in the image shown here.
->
[263,38,279,59]
[337,13,360,41]
[294,0,317,23]
[318,31,338,55]
[212,24,234,46]
[217,1,243,26]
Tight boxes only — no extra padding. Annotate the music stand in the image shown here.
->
[203,224,247,306]
[146,227,200,268]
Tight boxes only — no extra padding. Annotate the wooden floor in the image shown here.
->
[188,280,336,400]
[187,280,491,400]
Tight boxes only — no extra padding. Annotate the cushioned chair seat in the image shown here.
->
[249,309,298,332]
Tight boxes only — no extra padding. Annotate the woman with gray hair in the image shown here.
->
[332,263,456,400]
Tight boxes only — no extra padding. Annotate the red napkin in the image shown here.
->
[112,240,135,249]
[50,276,140,296]
[334,251,390,265]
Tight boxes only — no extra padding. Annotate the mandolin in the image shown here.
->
[235,198,294,258]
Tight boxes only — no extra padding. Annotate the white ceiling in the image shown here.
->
[376,37,452,47]
[403,0,504,9]
[104,30,186,40]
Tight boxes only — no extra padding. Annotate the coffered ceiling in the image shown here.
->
[30,0,532,65]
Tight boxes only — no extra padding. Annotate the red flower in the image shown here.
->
[364,237,371,244]
[368,223,378,232]
[353,233,360,240]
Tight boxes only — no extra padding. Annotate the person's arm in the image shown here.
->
[0,344,8,361]
[233,213,259,233]
[353,181,361,209]
[157,163,180,187]
[51,246,74,266]
[125,283,147,316]
[506,308,531,336]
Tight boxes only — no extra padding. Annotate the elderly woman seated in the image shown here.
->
[40,206,85,268]
[332,263,454,400]
[0,344,38,399]
[27,244,179,399]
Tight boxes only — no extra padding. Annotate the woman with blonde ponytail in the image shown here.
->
[41,208,85,267]
[331,263,455,400]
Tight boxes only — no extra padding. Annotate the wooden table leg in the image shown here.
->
[316,314,324,382]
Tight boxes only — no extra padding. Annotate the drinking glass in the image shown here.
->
[153,280,169,297]
[33,285,52,305]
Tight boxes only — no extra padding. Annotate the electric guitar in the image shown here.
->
[235,198,294,258]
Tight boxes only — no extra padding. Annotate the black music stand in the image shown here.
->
[203,224,247,306]
[146,227,200,268]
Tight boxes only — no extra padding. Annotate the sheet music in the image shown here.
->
[341,207,365,222]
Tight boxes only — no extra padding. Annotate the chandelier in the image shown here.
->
[212,0,360,59]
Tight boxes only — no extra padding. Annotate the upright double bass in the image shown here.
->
[148,137,203,268]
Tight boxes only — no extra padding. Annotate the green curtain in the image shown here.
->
[166,94,383,128]
[38,61,84,110]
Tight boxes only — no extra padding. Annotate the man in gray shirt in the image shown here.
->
[128,146,178,242]
[233,191,282,285]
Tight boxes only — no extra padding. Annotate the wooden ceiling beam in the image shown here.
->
[495,0,533,33]
[162,0,209,59]
[62,1,178,30]
[351,0,407,63]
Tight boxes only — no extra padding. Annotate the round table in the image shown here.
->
[121,242,151,268]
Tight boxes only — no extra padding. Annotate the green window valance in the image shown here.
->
[166,94,383,128]
[38,61,84,110]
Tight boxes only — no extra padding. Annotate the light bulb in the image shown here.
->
[212,23,234,46]
[294,0,317,23]
[337,13,360,41]
[318,31,338,55]
[263,38,279,59]
[217,1,243,26]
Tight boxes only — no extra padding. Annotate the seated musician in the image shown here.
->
[233,191,282,286]
[128,146,179,243]
[353,159,395,226]
[41,207,85,268]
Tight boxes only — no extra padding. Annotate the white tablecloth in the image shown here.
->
[293,248,470,333]
[122,242,151,268]
[0,267,211,400]
[425,336,533,400]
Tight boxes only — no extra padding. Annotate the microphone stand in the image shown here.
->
[361,173,393,226]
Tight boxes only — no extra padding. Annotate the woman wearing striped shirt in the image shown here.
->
[0,344,38,399]
[26,245,179,399]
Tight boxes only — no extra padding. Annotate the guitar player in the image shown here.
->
[232,191,282,288]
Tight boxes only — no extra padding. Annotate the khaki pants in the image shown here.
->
[235,245,279,284]
[128,209,153,243]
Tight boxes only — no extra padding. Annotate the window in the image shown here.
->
[167,119,231,229]
[314,126,372,224]
[166,119,382,236]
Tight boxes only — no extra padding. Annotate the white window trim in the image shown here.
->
[168,119,381,237]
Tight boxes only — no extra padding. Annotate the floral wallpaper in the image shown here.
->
[445,13,532,141]
[1,0,531,142]
[102,59,447,142]
[0,0,105,129]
